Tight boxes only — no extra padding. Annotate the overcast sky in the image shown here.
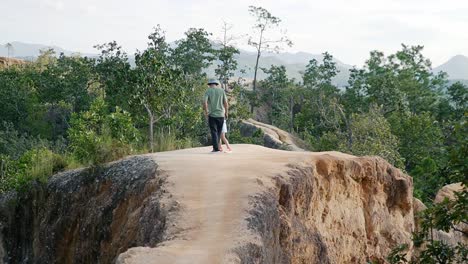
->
[1,0,467,66]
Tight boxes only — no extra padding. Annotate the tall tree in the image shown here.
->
[134,26,182,152]
[247,6,292,112]
[94,41,134,111]
[215,21,240,90]
[172,28,214,81]
[296,53,343,138]
[260,65,291,127]
[303,52,338,89]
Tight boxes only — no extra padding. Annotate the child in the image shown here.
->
[219,119,232,153]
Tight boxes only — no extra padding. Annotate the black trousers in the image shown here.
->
[208,116,224,151]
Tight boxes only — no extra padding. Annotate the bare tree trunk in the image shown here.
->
[253,51,261,93]
[251,29,264,114]
[145,104,154,153]
[251,51,261,114]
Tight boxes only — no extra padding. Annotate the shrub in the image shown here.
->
[0,148,66,193]
[68,98,141,165]
[388,190,468,263]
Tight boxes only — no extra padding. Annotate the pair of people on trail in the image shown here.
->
[203,79,232,153]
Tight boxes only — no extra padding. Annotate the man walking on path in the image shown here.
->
[203,79,228,153]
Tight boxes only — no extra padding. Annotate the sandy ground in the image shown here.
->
[117,144,352,264]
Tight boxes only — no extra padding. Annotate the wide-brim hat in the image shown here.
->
[207,79,219,85]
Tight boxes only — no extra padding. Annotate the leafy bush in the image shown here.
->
[0,148,66,193]
[68,98,141,165]
[388,190,468,263]
[0,154,20,193]
[227,124,264,145]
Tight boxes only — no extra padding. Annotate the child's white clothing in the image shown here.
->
[222,120,227,133]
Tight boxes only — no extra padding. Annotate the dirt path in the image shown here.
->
[117,144,308,264]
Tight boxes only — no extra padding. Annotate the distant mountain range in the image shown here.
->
[205,50,354,86]
[0,41,95,59]
[2,41,467,86]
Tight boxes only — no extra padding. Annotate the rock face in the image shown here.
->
[240,119,306,151]
[434,182,465,204]
[1,145,416,263]
[432,183,467,247]
[0,156,169,263]
[0,57,26,68]
[236,154,414,263]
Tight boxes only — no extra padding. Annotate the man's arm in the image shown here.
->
[203,101,208,117]
[203,91,209,117]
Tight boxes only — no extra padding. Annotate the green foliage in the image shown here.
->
[303,52,337,88]
[412,158,444,203]
[389,112,444,170]
[296,53,342,137]
[447,82,467,119]
[389,190,467,264]
[35,54,96,113]
[445,116,468,184]
[0,154,20,193]
[228,124,264,145]
[345,45,443,116]
[172,28,214,76]
[0,66,38,131]
[68,98,140,165]
[152,130,201,153]
[0,148,66,193]
[345,106,404,167]
[215,42,239,87]
[387,244,409,264]
[94,41,134,111]
[259,65,296,129]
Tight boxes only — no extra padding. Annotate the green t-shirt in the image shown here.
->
[204,87,227,118]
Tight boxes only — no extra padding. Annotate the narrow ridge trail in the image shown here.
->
[117,144,308,264]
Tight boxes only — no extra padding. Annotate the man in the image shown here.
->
[203,79,228,153]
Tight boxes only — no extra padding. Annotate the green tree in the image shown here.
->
[133,26,183,152]
[296,53,343,140]
[345,106,404,167]
[447,82,467,119]
[0,66,38,132]
[35,54,95,113]
[345,45,444,116]
[172,28,214,79]
[303,52,338,89]
[259,65,298,131]
[94,41,134,111]
[389,112,444,170]
[68,98,140,165]
[445,116,468,184]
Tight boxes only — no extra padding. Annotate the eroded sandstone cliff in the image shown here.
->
[0,156,170,263]
[234,153,414,263]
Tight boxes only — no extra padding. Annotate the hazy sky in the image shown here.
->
[1,0,467,66]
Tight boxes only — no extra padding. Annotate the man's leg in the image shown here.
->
[208,116,220,151]
[215,117,224,150]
